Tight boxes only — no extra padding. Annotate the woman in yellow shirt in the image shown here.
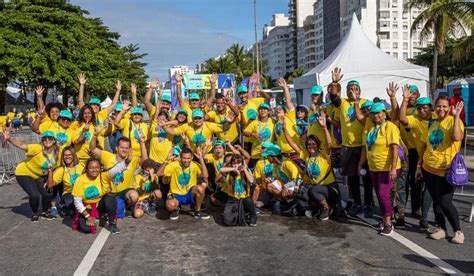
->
[133,159,162,218]
[415,98,465,244]
[71,105,96,164]
[358,102,400,236]
[5,129,59,221]
[46,146,83,217]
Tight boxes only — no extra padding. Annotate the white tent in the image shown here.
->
[294,14,429,105]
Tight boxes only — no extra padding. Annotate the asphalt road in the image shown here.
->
[1,179,473,275]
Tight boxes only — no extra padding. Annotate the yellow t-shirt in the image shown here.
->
[15,144,58,179]
[180,102,194,123]
[72,172,112,205]
[422,116,464,177]
[307,121,329,155]
[277,159,302,183]
[119,119,149,157]
[242,97,265,142]
[274,109,303,154]
[304,151,335,186]
[100,151,140,193]
[326,105,342,149]
[244,118,275,158]
[134,174,158,201]
[53,164,85,194]
[149,121,174,164]
[338,98,367,147]
[6,112,15,122]
[70,123,98,160]
[39,120,61,134]
[254,159,276,180]
[164,161,202,195]
[207,109,240,143]
[174,122,224,151]
[204,153,225,172]
[0,116,7,131]
[220,174,249,199]
[95,109,110,129]
[363,120,401,172]
[399,108,417,150]
[27,112,37,124]
[407,113,436,155]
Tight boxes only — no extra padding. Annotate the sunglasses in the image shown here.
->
[42,136,55,141]
[59,117,72,121]
[193,117,203,120]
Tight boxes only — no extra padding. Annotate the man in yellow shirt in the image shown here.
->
[328,68,374,218]
[114,103,149,157]
[157,147,209,220]
[205,94,240,144]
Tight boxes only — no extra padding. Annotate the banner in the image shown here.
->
[248,73,260,99]
[218,74,235,89]
[184,74,216,90]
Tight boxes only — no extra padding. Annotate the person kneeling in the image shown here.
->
[133,159,162,218]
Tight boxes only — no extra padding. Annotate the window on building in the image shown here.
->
[403,42,408,50]
[403,32,408,39]
[379,32,390,39]
[402,24,408,30]
[392,0,398,6]
[393,11,398,18]
[393,42,398,49]
[380,11,390,19]
[393,52,398,58]
[393,22,398,28]
[393,32,398,39]
[380,0,390,8]
[403,52,408,59]
[380,21,390,28]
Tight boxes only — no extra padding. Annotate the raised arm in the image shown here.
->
[281,117,302,154]
[78,73,87,108]
[399,84,410,126]
[31,107,45,134]
[131,83,138,107]
[35,86,46,113]
[318,112,332,154]
[256,88,270,100]
[138,132,148,164]
[386,82,399,123]
[114,102,131,129]
[206,73,217,108]
[175,74,186,108]
[353,96,366,125]
[72,122,92,145]
[144,79,159,115]
[279,78,294,111]
[452,101,465,142]
[106,80,122,113]
[160,120,176,136]
[328,67,344,108]
[3,128,28,151]
[89,126,103,157]
[196,147,208,180]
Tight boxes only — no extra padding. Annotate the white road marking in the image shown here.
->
[390,232,464,275]
[73,228,111,276]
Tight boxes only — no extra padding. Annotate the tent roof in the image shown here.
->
[294,14,429,90]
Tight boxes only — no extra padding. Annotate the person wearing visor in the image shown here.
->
[253,142,278,209]
[295,105,309,138]
[358,102,401,236]
[161,109,234,152]
[114,103,149,157]
[204,140,227,192]
[77,74,121,129]
[328,67,374,218]
[149,104,175,166]
[205,94,240,145]
[143,78,171,118]
[4,129,59,221]
[244,102,275,167]
[400,94,435,230]
[307,86,330,155]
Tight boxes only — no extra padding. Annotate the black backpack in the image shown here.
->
[222,198,247,226]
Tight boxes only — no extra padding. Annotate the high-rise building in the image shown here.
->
[302,15,316,71]
[262,14,290,79]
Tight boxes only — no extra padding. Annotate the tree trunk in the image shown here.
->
[63,88,69,107]
[0,80,6,114]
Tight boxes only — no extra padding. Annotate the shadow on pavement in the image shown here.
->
[403,254,474,274]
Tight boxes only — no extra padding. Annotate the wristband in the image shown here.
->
[416,164,422,168]
[84,214,90,219]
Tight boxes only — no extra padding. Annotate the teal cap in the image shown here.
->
[415,97,431,106]
[115,102,123,112]
[258,103,270,110]
[161,94,172,103]
[347,80,360,87]
[189,93,200,101]
[177,109,188,116]
[89,97,101,105]
[192,109,204,119]
[41,131,55,139]
[213,140,226,148]
[131,106,143,115]
[409,85,419,93]
[262,141,275,149]
[361,101,373,109]
[237,85,248,94]
[59,109,73,119]
[172,145,182,156]
[369,102,386,113]
[261,144,281,157]
[310,85,323,95]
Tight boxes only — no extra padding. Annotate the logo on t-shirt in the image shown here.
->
[192,133,206,145]
[428,129,444,150]
[113,172,125,186]
[259,128,271,141]
[84,186,100,200]
[347,106,356,122]
[56,132,68,146]
[309,163,321,178]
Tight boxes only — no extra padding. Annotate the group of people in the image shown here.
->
[2,68,466,244]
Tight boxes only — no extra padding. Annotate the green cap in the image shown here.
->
[172,145,182,156]
[347,80,360,87]
[409,85,419,93]
[361,101,373,109]
[161,94,172,103]
[369,102,386,113]
[115,102,123,112]
[261,144,281,157]
[192,109,204,119]
[177,109,188,116]
[59,109,73,119]
[258,103,270,110]
[237,85,248,94]
[310,85,323,95]
[131,106,143,115]
[89,97,101,105]
[415,97,431,106]
[41,131,55,139]
[213,140,226,148]
[189,93,200,101]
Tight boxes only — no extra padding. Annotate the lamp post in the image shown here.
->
[253,0,259,75]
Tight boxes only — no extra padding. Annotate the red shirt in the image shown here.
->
[449,96,465,124]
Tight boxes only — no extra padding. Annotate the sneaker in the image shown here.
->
[373,222,384,231]
[40,212,54,220]
[249,217,257,227]
[194,210,210,220]
[109,223,120,235]
[348,204,362,217]
[31,214,40,222]
[380,223,394,236]
[318,208,333,221]
[363,206,373,218]
[99,216,108,227]
[395,218,406,228]
[170,208,180,220]
[410,210,421,219]
[50,207,58,217]
[451,231,465,244]
[429,228,446,240]
[419,219,429,231]
[255,208,261,215]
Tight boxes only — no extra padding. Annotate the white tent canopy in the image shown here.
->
[294,13,429,105]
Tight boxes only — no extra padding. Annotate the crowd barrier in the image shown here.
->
[0,128,41,186]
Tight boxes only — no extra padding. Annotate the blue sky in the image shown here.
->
[72,0,288,80]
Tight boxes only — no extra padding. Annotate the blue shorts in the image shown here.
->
[173,189,195,205]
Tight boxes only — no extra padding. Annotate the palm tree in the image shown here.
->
[408,0,473,97]
[227,43,246,79]
[286,68,305,84]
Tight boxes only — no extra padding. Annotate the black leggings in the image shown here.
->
[347,173,373,206]
[16,175,52,215]
[78,194,117,233]
[406,149,422,212]
[61,193,74,211]
[423,170,461,232]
